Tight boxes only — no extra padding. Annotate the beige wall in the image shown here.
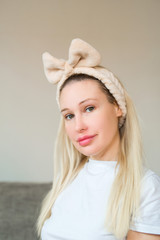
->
[0,0,160,182]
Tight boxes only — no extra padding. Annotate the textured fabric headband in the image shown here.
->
[42,38,127,127]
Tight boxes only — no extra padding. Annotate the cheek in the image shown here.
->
[65,123,75,140]
[98,111,119,134]
[65,124,80,150]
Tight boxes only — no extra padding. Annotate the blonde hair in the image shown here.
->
[37,77,143,239]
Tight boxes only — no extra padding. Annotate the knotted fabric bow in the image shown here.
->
[42,38,101,84]
[42,38,127,127]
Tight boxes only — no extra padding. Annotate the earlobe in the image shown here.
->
[115,105,123,117]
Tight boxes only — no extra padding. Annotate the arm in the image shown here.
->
[127,230,160,240]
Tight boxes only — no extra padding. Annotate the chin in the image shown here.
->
[77,147,100,158]
[72,140,101,156]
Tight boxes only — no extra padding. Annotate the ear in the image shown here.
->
[114,105,122,117]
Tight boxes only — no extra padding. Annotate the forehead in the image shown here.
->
[59,79,105,106]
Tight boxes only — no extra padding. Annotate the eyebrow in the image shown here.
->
[60,98,97,113]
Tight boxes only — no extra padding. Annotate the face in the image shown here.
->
[60,79,122,161]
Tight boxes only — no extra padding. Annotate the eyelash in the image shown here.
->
[65,114,74,120]
[64,106,95,120]
[85,106,95,112]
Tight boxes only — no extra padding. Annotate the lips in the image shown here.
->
[77,135,96,146]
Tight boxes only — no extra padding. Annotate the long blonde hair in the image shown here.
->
[37,75,143,239]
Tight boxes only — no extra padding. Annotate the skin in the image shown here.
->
[127,230,160,240]
[60,79,160,240]
[60,79,122,161]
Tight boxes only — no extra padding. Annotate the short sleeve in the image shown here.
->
[130,169,160,235]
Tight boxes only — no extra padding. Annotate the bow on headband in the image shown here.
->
[42,38,127,127]
[42,38,101,84]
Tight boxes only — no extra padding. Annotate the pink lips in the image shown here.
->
[77,135,96,146]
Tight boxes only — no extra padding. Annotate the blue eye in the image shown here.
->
[86,106,95,112]
[65,114,74,120]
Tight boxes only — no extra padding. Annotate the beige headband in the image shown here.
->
[42,38,127,127]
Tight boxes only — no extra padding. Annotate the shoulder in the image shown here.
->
[140,168,160,211]
[130,168,160,235]
[143,168,160,183]
[141,169,160,198]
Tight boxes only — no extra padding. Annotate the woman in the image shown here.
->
[37,39,160,240]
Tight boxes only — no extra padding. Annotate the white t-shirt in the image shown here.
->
[41,159,160,240]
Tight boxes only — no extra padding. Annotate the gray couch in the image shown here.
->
[0,182,51,240]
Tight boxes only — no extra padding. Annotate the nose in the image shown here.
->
[75,114,88,133]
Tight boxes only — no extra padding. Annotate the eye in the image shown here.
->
[65,113,74,120]
[85,106,95,112]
